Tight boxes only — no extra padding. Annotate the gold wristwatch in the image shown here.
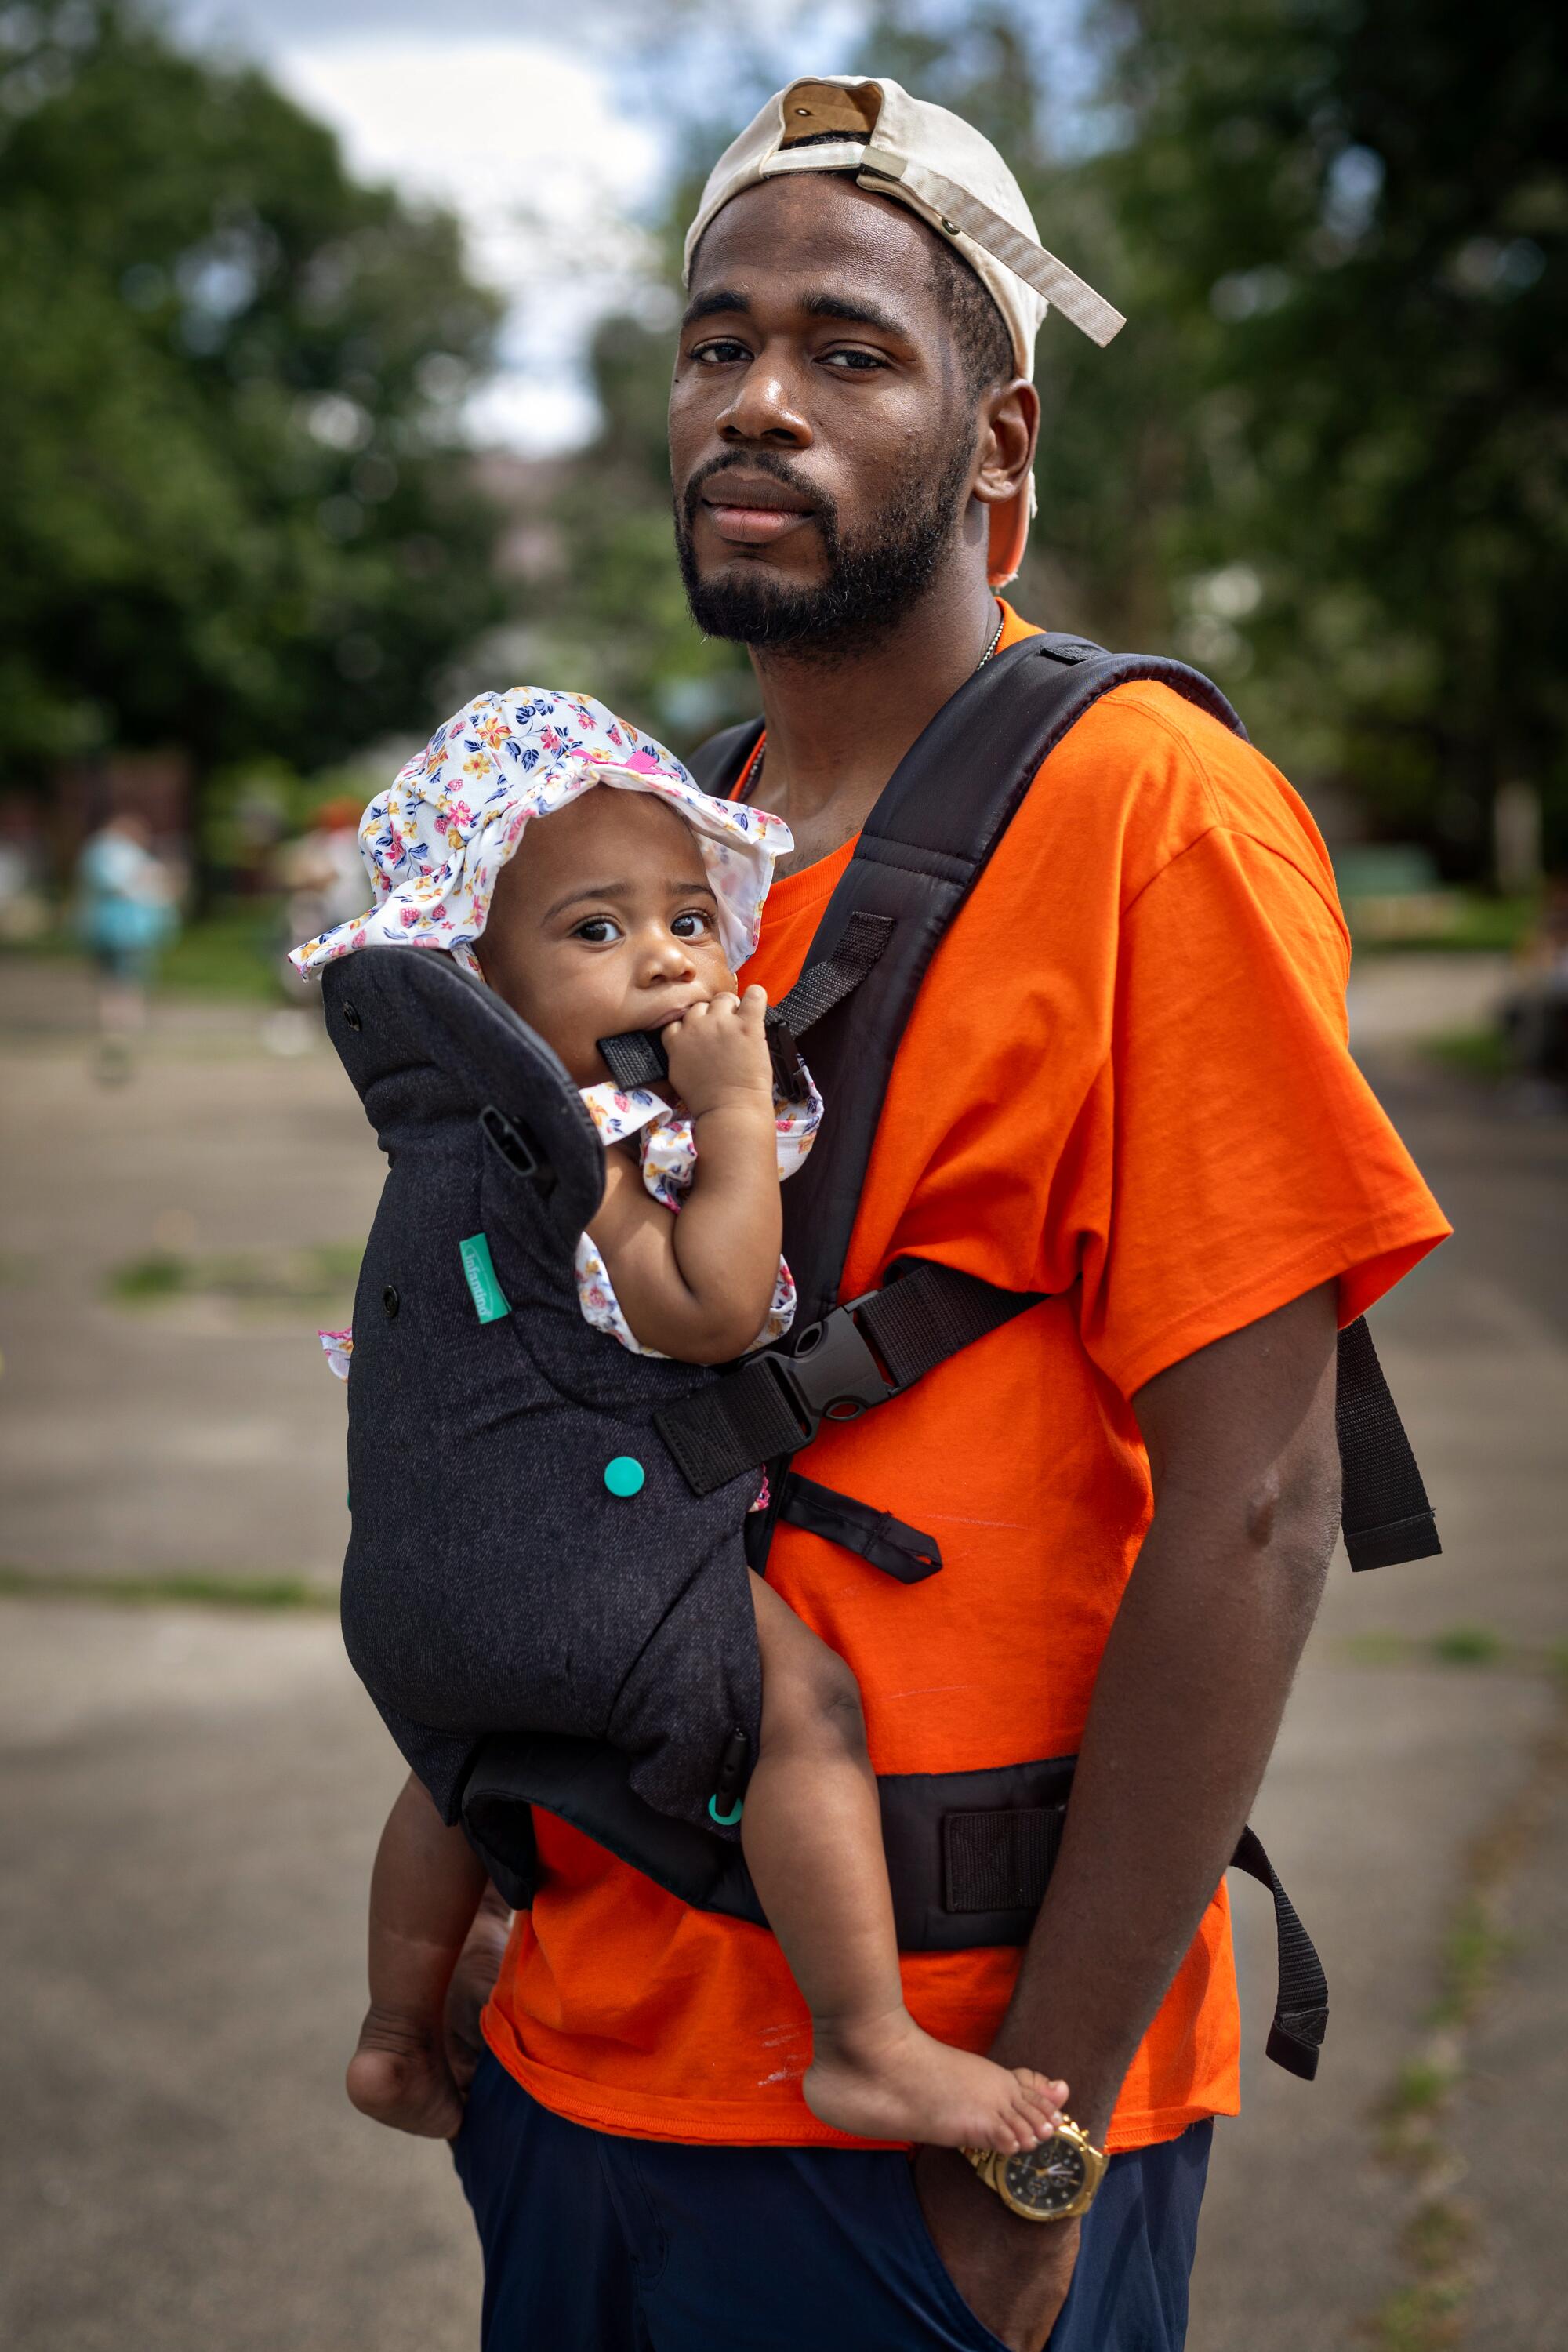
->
[960,2118,1108,2221]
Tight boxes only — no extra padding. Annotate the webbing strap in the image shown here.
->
[1335,1317,1441,1571]
[775,909,894,1035]
[779,1472,943,1583]
[655,1261,1039,1497]
[595,911,893,1098]
[1230,1826,1330,2079]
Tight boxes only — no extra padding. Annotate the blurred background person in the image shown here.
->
[73,807,179,1077]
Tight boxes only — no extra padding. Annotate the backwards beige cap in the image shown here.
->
[684,74,1125,586]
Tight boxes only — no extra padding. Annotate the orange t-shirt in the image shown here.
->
[482,603,1450,2151]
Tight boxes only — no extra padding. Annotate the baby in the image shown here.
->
[296,691,1066,2158]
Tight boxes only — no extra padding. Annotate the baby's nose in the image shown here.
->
[644,932,696,977]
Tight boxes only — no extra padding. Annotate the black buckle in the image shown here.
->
[765,1294,897,1442]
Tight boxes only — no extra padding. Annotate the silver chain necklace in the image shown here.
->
[742,603,1006,802]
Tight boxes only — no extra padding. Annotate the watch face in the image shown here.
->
[1003,2133,1089,2216]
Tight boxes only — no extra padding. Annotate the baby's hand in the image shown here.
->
[663,985,774,1122]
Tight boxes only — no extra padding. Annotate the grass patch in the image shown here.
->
[1431,1896,1515,2029]
[107,1242,361,1311]
[1429,1624,1503,1667]
[1367,2278,1469,2352]
[1422,1028,1512,1083]
[1382,2056,1455,2124]
[1353,893,1540,956]
[0,1565,332,1610]
[1343,1630,1415,1668]
[1341,1626,1521,1673]
[154,904,287,1003]
[2,902,291,1002]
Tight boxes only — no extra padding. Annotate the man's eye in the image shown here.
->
[691,338,751,366]
[574,917,622,943]
[822,348,887,372]
[671,909,713,937]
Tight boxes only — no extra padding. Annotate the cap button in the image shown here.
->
[604,1456,645,1498]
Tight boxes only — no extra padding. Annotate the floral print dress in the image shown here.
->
[575,1069,823,1356]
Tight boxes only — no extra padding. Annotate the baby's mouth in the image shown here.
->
[647,997,705,1032]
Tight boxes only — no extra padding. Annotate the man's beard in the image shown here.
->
[674,437,973,662]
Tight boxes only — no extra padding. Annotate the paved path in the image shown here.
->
[2,957,1563,2350]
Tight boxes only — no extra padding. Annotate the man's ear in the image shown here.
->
[971,379,1040,510]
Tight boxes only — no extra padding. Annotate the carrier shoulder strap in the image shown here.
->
[753,631,1247,1327]
[659,630,1439,1572]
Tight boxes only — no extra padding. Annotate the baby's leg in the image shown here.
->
[346,1772,488,2138]
[742,1573,1066,2151]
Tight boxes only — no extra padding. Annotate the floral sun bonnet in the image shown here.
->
[288,687,791,981]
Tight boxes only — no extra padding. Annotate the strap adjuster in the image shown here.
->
[765,1294,896,1441]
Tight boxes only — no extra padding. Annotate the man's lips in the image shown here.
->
[699,480,816,547]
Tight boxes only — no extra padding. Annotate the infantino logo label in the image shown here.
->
[459,1232,511,1324]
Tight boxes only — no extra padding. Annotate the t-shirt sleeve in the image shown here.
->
[1076,824,1450,1399]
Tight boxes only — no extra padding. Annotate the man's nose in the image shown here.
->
[716,350,811,448]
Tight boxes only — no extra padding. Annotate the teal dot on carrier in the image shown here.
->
[604,1455,646,1498]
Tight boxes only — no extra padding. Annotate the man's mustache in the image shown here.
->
[679,452,837,537]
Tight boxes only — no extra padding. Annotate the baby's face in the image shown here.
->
[477,789,738,1087]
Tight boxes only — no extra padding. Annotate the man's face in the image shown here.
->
[669,175,985,656]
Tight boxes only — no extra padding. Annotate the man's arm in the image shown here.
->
[916,1282,1341,2350]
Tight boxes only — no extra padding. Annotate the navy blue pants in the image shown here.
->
[453,2049,1210,2350]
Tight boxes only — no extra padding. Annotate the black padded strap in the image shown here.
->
[1335,1317,1440,1571]
[461,1731,1329,2078]
[774,910,894,1036]
[596,909,894,1098]
[1230,1825,1330,2080]
[779,1472,942,1583]
[857,1260,1039,1388]
[656,1260,1040,1497]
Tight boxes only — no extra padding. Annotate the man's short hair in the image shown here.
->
[924,231,1015,404]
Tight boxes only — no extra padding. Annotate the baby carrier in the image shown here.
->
[328,633,1439,2085]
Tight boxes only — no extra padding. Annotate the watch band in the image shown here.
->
[960,2117,1108,2222]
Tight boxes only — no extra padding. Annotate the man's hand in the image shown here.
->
[442,1882,513,2114]
[913,2147,1079,2350]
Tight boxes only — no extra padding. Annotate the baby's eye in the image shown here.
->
[671,909,715,938]
[573,916,622,944]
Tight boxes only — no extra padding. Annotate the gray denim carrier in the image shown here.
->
[324,946,761,1838]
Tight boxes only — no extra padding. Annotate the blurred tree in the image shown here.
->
[0,0,504,800]
[1098,0,1568,871]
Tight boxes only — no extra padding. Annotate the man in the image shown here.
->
[401,78,1449,2350]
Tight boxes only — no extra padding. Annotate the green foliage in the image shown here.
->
[106,1240,362,1307]
[1093,0,1568,870]
[538,1,1562,869]
[0,1564,331,1608]
[0,0,505,784]
[1428,1623,1504,1668]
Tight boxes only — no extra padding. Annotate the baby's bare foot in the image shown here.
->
[346,2003,463,2139]
[803,2010,1066,2152]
